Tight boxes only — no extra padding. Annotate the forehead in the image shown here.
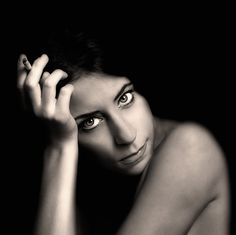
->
[70,73,131,116]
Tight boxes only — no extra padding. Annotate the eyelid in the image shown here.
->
[118,89,135,107]
[78,115,104,131]
[117,84,134,97]
[118,88,134,100]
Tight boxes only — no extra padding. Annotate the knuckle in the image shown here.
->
[40,109,54,119]
[43,71,50,78]
[60,86,70,95]
[25,79,37,90]
[54,69,64,74]
[43,77,55,88]
[53,69,65,78]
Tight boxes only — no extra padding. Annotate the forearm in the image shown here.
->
[34,138,79,235]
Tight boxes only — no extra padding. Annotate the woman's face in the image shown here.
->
[70,72,156,175]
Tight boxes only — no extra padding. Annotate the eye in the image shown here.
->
[118,91,134,107]
[81,117,103,130]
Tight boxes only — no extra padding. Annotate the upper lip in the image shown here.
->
[119,142,146,162]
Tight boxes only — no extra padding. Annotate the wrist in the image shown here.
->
[49,130,78,147]
[43,136,79,172]
[44,133,78,160]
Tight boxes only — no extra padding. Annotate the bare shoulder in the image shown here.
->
[146,119,230,197]
[150,121,230,233]
[152,120,229,189]
[118,121,230,235]
[156,119,226,162]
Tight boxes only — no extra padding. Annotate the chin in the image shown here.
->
[116,154,151,176]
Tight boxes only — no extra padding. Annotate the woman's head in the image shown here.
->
[46,28,157,175]
[70,72,156,175]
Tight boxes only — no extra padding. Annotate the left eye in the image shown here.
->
[82,117,103,130]
[118,92,134,107]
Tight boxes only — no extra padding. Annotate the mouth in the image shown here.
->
[119,141,147,167]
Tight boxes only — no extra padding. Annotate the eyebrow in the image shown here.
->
[75,111,101,121]
[75,82,133,121]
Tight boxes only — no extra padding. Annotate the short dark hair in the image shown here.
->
[46,28,103,80]
[45,26,153,104]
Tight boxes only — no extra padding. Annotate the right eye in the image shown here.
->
[81,117,103,130]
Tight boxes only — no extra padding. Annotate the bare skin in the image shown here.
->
[17,53,230,235]
[119,119,230,235]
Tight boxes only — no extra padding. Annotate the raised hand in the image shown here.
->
[17,54,78,144]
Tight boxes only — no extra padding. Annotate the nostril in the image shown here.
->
[114,127,136,145]
[109,113,136,145]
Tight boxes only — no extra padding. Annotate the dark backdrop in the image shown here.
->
[7,4,235,234]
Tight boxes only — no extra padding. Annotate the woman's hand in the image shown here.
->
[17,54,78,144]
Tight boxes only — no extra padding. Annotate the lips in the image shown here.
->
[119,141,147,166]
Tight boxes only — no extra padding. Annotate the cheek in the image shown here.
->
[78,127,114,158]
[129,96,154,134]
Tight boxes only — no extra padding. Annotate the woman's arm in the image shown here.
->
[17,54,81,235]
[34,137,78,235]
[116,122,230,235]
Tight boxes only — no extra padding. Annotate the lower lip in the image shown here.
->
[119,141,147,167]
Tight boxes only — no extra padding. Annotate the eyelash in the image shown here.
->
[118,90,135,108]
[79,89,135,131]
[79,117,104,131]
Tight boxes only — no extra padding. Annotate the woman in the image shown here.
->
[17,28,230,235]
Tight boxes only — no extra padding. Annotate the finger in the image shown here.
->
[17,54,28,109]
[40,71,50,86]
[17,54,28,91]
[56,84,74,114]
[41,69,68,117]
[25,54,49,87]
[24,54,49,112]
[17,54,29,72]
[22,57,32,71]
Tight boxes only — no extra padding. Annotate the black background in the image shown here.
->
[5,3,235,234]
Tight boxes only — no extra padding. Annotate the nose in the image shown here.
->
[109,112,136,145]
